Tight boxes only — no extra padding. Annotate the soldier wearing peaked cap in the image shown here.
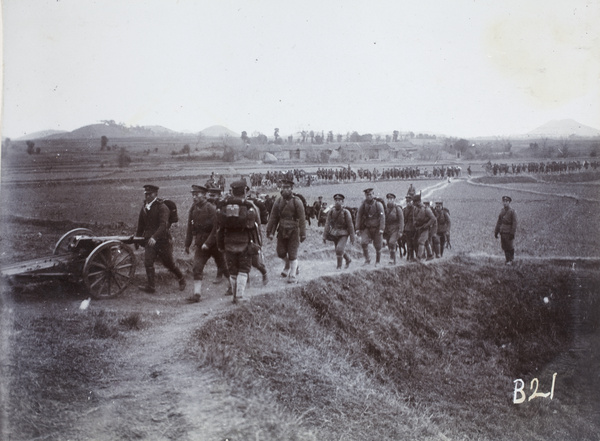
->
[356,188,385,266]
[383,193,404,265]
[403,195,416,261]
[412,192,436,261]
[323,193,355,270]
[266,178,306,283]
[184,184,231,302]
[203,178,260,303]
[136,184,186,293]
[494,195,517,264]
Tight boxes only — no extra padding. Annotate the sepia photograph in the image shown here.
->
[1,0,599,440]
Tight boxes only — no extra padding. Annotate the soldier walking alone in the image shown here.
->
[494,195,517,265]
[136,184,186,293]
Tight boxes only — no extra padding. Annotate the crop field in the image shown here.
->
[1,145,599,440]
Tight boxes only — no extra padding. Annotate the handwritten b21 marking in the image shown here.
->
[513,373,557,404]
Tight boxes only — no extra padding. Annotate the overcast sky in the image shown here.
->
[2,0,599,139]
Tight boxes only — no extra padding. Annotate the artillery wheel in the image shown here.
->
[54,228,94,255]
[82,240,136,299]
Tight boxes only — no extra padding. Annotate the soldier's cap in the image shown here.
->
[363,188,374,194]
[412,193,422,203]
[280,179,295,187]
[423,200,430,205]
[191,185,208,193]
[207,187,223,194]
[230,178,248,190]
[502,195,512,202]
[143,184,159,193]
[435,200,443,205]
[386,193,396,199]
[333,193,345,200]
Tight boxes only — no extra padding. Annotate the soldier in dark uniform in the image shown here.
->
[136,184,186,293]
[356,188,385,266]
[247,190,269,285]
[314,196,326,227]
[266,179,306,283]
[184,185,231,302]
[494,195,517,265]
[412,193,436,261]
[383,193,404,265]
[204,178,259,303]
[403,195,416,261]
[434,201,451,257]
[206,187,230,283]
[323,193,355,270]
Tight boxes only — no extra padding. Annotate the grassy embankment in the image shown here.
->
[187,256,600,440]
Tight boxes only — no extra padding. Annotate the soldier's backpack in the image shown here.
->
[159,199,179,226]
[218,198,258,230]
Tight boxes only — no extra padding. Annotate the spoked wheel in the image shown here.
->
[54,228,94,255]
[82,240,136,299]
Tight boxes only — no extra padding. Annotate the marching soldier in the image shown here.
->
[423,200,436,260]
[136,184,186,293]
[403,195,416,261]
[204,178,260,303]
[434,201,451,257]
[383,193,404,265]
[323,193,355,269]
[266,179,306,283]
[184,185,231,303]
[356,188,385,266]
[494,195,517,265]
[412,194,436,261]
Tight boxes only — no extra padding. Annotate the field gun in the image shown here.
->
[0,228,146,299]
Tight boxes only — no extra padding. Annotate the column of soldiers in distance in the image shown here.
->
[485,159,599,175]
[249,164,461,189]
[135,180,450,304]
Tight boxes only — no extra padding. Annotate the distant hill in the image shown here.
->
[200,125,239,138]
[41,123,187,140]
[15,130,68,140]
[528,119,600,137]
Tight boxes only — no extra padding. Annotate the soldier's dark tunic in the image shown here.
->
[136,199,183,286]
[185,198,229,281]
[494,206,517,262]
[267,195,306,261]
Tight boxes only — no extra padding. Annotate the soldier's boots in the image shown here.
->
[344,254,352,269]
[186,281,202,303]
[139,267,156,293]
[362,245,371,266]
[233,273,248,303]
[288,260,299,283]
[230,276,237,301]
[375,251,381,266]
